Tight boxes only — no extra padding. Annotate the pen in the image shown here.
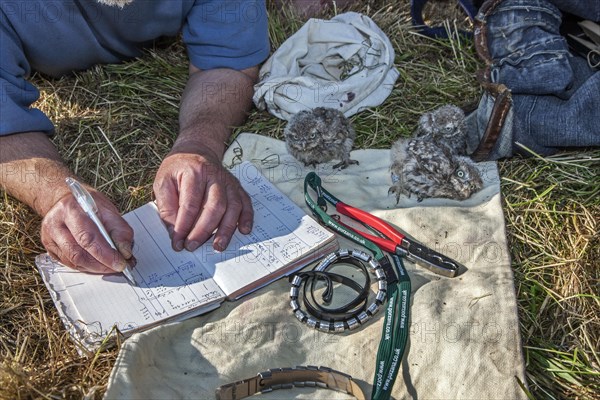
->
[65,177,136,284]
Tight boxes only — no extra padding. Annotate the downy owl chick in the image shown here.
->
[389,137,483,202]
[284,107,359,169]
[416,104,467,155]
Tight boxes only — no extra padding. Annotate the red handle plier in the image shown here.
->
[334,202,460,277]
[305,172,462,278]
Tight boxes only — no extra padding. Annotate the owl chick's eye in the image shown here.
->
[444,126,454,133]
[456,169,465,178]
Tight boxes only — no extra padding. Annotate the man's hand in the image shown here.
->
[155,65,259,252]
[0,132,133,274]
[41,188,134,274]
[153,146,253,253]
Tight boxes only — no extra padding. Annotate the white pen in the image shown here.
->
[65,177,136,284]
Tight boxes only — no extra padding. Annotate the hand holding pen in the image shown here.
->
[40,177,135,280]
[65,178,136,283]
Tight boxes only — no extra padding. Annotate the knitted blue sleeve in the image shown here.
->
[0,21,54,136]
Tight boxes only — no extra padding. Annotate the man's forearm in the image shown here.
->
[0,132,73,216]
[1,131,135,273]
[153,65,259,252]
[174,66,258,157]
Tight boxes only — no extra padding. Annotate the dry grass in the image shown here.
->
[500,152,600,398]
[1,1,598,399]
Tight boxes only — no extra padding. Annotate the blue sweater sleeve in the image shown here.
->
[1,20,54,136]
[0,0,270,137]
[182,0,270,71]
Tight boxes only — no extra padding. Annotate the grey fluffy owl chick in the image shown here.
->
[416,104,467,155]
[389,137,483,202]
[284,107,359,169]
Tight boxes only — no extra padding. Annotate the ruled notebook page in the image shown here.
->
[36,161,335,350]
[37,203,226,350]
[204,162,336,299]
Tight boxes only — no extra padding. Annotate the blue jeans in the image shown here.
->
[466,0,600,158]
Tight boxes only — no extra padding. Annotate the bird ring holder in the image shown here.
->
[295,172,412,400]
[290,248,388,332]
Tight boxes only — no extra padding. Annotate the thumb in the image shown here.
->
[97,204,134,260]
[115,239,134,260]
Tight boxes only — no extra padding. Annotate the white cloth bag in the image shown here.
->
[253,12,400,120]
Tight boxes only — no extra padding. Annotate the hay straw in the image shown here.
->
[1,1,598,399]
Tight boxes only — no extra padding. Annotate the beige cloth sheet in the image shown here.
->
[104,133,526,399]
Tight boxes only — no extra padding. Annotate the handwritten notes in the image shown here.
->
[36,162,337,351]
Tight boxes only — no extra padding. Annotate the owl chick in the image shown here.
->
[284,107,359,169]
[389,136,483,203]
[416,104,467,155]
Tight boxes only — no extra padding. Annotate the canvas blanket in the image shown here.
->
[104,133,527,399]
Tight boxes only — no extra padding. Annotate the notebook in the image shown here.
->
[35,161,337,352]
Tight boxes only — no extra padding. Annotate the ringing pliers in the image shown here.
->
[333,202,461,277]
[305,172,462,278]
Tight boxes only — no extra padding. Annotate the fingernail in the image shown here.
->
[127,256,137,268]
[185,241,200,252]
[118,242,133,259]
[213,237,227,252]
[174,240,184,251]
[112,259,126,272]
[242,223,253,234]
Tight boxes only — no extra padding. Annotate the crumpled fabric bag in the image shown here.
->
[253,12,399,120]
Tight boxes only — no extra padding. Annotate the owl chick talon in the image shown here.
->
[387,185,404,204]
[333,159,359,170]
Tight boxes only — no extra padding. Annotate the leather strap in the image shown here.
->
[470,81,512,161]
[473,0,504,72]
[470,0,514,161]
[215,366,367,400]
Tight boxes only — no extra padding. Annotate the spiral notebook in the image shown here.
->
[35,162,337,352]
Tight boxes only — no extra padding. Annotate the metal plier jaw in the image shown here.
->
[396,238,460,278]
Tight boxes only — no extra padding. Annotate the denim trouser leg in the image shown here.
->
[466,0,600,158]
[513,56,600,154]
